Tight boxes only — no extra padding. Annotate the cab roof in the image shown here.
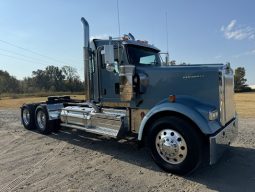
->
[92,39,160,52]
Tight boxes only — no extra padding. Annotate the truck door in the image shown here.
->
[99,46,121,102]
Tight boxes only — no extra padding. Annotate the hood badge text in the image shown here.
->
[182,74,205,79]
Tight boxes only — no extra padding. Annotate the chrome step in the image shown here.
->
[60,123,119,138]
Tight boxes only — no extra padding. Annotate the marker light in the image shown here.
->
[140,112,145,119]
[122,35,129,41]
[168,95,176,103]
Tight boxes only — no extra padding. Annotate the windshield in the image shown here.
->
[126,45,161,66]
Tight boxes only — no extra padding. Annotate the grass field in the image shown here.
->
[0,93,254,118]
[0,95,85,109]
[234,92,255,118]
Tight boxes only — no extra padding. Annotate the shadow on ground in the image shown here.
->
[45,127,255,192]
[188,147,255,192]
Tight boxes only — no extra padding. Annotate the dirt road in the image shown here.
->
[0,109,255,192]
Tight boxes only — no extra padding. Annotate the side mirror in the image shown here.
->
[103,44,114,65]
[106,61,119,73]
[106,63,115,72]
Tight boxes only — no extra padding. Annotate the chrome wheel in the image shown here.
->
[37,110,46,130]
[155,129,187,164]
[22,108,30,126]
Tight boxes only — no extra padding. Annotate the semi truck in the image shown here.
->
[21,17,238,175]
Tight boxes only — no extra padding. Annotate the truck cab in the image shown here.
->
[21,18,238,175]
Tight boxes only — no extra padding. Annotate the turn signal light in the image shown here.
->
[168,95,176,102]
[209,110,218,121]
[140,112,145,119]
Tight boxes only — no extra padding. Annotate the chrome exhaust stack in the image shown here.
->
[81,17,91,101]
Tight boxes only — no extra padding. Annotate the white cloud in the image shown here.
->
[221,20,255,40]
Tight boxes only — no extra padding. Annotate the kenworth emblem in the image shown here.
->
[182,74,205,79]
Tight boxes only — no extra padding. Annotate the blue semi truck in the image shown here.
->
[21,18,238,175]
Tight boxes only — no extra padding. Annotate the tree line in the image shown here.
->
[234,67,252,92]
[0,65,251,94]
[0,65,84,94]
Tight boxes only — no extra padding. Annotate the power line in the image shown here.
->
[0,39,71,65]
[0,53,54,67]
[0,48,55,66]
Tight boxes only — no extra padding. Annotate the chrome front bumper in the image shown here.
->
[209,117,238,164]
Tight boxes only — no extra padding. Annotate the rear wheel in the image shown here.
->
[35,105,52,134]
[148,116,203,175]
[21,105,36,130]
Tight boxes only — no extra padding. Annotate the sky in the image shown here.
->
[0,0,255,84]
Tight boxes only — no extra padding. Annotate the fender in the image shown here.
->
[137,98,221,141]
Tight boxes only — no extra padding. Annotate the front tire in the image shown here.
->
[148,116,203,175]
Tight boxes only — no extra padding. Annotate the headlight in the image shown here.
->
[209,110,218,121]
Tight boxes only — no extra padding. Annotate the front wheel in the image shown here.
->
[148,116,204,175]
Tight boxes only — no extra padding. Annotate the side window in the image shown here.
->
[126,45,161,66]
[114,46,123,64]
[140,55,156,65]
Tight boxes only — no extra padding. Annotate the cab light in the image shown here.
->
[122,35,129,41]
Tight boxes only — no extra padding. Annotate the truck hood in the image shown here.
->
[135,64,223,110]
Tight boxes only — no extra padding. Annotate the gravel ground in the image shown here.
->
[0,109,254,192]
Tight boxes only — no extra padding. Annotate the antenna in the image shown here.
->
[117,0,121,39]
[165,12,169,65]
[116,0,121,63]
